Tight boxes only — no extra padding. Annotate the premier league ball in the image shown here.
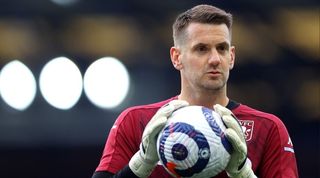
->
[156,105,232,178]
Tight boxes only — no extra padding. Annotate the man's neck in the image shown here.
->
[178,91,229,108]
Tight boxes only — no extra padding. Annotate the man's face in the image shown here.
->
[173,22,235,92]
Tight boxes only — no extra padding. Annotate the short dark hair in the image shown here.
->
[173,4,233,46]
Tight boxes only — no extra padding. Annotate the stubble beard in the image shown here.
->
[199,76,227,93]
[204,81,225,92]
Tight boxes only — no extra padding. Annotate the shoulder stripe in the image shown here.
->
[284,147,295,153]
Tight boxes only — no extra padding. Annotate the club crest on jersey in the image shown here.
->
[239,120,254,141]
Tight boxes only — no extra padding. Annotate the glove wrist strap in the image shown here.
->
[129,151,157,178]
[227,159,257,178]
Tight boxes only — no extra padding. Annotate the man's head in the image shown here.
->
[173,4,233,47]
[170,5,235,102]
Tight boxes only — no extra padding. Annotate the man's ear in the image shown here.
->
[170,47,182,70]
[229,46,235,70]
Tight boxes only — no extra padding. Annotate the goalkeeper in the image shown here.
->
[92,4,298,178]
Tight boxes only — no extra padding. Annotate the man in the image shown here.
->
[92,4,298,178]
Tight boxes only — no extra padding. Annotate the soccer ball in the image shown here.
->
[156,105,232,178]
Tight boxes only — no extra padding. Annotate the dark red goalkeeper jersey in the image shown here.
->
[95,97,298,178]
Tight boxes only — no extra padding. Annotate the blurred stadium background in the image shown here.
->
[0,0,319,177]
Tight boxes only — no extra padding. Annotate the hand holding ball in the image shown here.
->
[157,105,232,178]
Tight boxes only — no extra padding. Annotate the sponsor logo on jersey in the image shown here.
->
[287,137,293,146]
[284,137,295,153]
[239,120,254,141]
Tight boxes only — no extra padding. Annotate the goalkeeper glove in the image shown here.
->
[129,100,189,177]
[214,104,257,178]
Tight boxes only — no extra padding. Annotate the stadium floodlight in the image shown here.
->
[83,57,130,109]
[0,60,37,111]
[39,57,83,110]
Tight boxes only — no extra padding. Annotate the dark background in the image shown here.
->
[0,0,319,177]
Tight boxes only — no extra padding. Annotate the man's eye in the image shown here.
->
[196,46,208,52]
[217,46,226,51]
[217,44,229,52]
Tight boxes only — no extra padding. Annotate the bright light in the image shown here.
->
[83,57,130,109]
[0,60,37,111]
[39,57,83,110]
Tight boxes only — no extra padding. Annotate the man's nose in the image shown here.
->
[208,49,221,65]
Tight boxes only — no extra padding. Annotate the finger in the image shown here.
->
[168,100,189,110]
[160,100,189,117]
[214,104,233,116]
[144,100,189,138]
[150,115,168,133]
[142,118,168,146]
[152,100,188,131]
[225,129,247,157]
[222,115,243,135]
[145,115,167,133]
